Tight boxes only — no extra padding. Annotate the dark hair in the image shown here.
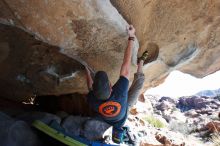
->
[92,71,111,100]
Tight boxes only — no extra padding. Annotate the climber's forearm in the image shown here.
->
[85,67,93,91]
[120,39,134,79]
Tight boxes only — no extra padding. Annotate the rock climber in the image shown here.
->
[85,25,159,144]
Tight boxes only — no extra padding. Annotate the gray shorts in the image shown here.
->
[128,72,145,108]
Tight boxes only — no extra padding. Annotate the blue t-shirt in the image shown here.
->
[87,76,129,128]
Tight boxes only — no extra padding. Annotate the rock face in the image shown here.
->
[0,112,39,146]
[0,0,137,100]
[110,0,220,88]
[1,0,220,100]
[0,24,88,100]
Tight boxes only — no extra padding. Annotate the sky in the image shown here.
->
[145,70,220,98]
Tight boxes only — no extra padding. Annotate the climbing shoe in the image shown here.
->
[138,51,149,63]
[138,42,159,65]
[112,128,125,144]
[122,126,137,145]
[112,127,137,145]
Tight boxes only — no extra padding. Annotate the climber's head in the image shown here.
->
[93,71,112,100]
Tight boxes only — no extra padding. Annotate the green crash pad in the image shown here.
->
[32,120,86,146]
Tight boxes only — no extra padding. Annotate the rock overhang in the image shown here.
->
[0,0,220,101]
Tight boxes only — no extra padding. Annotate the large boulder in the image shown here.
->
[0,0,138,100]
[110,0,220,88]
[0,112,39,146]
[1,0,220,101]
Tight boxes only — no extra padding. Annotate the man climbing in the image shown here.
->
[85,25,159,144]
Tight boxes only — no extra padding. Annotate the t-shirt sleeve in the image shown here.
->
[112,76,129,96]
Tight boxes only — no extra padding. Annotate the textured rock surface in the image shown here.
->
[111,0,220,88]
[0,112,39,146]
[0,0,137,100]
[1,0,220,100]
[0,24,86,100]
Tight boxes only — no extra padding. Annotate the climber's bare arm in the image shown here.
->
[120,25,136,79]
[85,67,93,91]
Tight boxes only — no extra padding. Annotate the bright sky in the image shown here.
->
[145,70,220,98]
